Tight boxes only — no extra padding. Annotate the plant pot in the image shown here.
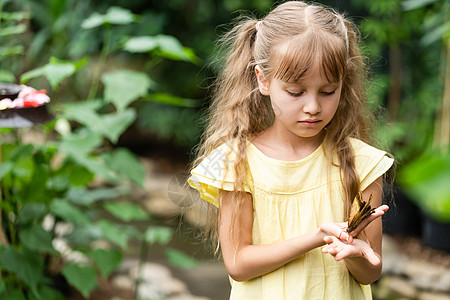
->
[422,213,450,252]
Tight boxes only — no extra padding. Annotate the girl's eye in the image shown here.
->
[321,90,336,96]
[287,91,303,97]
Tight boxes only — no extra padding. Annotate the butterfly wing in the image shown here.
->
[346,192,375,233]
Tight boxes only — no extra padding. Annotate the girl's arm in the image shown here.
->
[219,188,387,282]
[219,190,324,281]
[322,176,385,285]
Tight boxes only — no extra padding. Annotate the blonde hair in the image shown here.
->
[191,1,374,252]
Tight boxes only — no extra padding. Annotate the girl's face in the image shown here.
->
[256,65,342,143]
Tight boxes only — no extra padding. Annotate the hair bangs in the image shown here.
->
[270,29,347,83]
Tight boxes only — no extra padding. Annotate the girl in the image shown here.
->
[188,1,394,299]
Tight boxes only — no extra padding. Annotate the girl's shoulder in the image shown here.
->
[349,137,389,156]
[349,138,394,190]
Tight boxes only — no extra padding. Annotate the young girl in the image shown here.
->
[188,1,394,299]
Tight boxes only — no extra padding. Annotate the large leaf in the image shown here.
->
[102,148,145,186]
[124,35,200,64]
[21,61,76,89]
[100,109,136,143]
[18,203,47,225]
[28,286,65,300]
[19,224,56,253]
[144,226,173,245]
[402,0,439,10]
[96,220,135,249]
[164,248,199,269]
[60,101,135,143]
[0,247,43,297]
[58,129,103,158]
[91,248,123,278]
[399,153,450,222]
[62,263,97,298]
[143,93,201,108]
[4,290,26,300]
[0,69,16,82]
[50,199,91,225]
[65,186,129,206]
[0,161,13,181]
[102,70,152,111]
[103,202,148,222]
[81,6,136,29]
[0,24,26,36]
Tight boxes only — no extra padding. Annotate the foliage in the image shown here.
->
[0,3,201,299]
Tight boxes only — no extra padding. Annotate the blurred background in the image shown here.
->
[0,0,449,299]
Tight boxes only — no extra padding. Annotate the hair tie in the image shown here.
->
[255,21,262,31]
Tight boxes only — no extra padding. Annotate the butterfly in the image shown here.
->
[346,192,376,233]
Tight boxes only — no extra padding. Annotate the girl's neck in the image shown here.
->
[252,126,325,161]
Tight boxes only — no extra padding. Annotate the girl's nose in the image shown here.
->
[302,94,321,115]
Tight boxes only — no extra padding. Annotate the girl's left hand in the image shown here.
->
[322,236,381,266]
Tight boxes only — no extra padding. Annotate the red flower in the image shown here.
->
[0,85,50,110]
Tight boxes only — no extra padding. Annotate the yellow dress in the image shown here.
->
[188,138,394,300]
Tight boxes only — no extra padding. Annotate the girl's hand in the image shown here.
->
[322,236,381,266]
[348,205,389,239]
[319,204,389,243]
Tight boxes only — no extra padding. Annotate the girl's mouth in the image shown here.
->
[299,119,322,126]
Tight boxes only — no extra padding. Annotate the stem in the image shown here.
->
[87,24,113,100]
[134,239,149,300]
[0,0,3,25]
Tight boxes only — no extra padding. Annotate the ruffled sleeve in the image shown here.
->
[350,138,394,191]
[188,142,252,207]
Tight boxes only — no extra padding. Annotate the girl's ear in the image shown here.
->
[255,65,270,96]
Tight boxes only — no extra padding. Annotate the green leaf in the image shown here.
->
[164,248,199,269]
[29,286,65,300]
[0,279,5,293]
[58,129,103,158]
[68,166,95,186]
[102,70,152,111]
[143,93,201,108]
[421,23,450,46]
[144,226,173,245]
[50,199,91,225]
[124,36,159,52]
[20,60,76,88]
[20,66,45,84]
[102,148,145,186]
[402,0,438,10]
[104,202,148,222]
[81,6,135,29]
[66,186,129,206]
[18,203,47,225]
[4,290,26,300]
[96,220,131,249]
[0,247,44,296]
[91,248,123,278]
[156,35,189,61]
[81,12,105,29]
[104,6,136,25]
[43,62,76,89]
[19,224,56,253]
[0,161,13,181]
[100,109,136,143]
[0,69,16,83]
[62,263,97,298]
[124,35,199,63]
[0,45,24,57]
[0,24,26,36]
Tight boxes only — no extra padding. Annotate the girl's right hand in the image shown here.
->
[319,204,389,243]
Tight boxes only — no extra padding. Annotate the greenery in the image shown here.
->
[0,0,449,298]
